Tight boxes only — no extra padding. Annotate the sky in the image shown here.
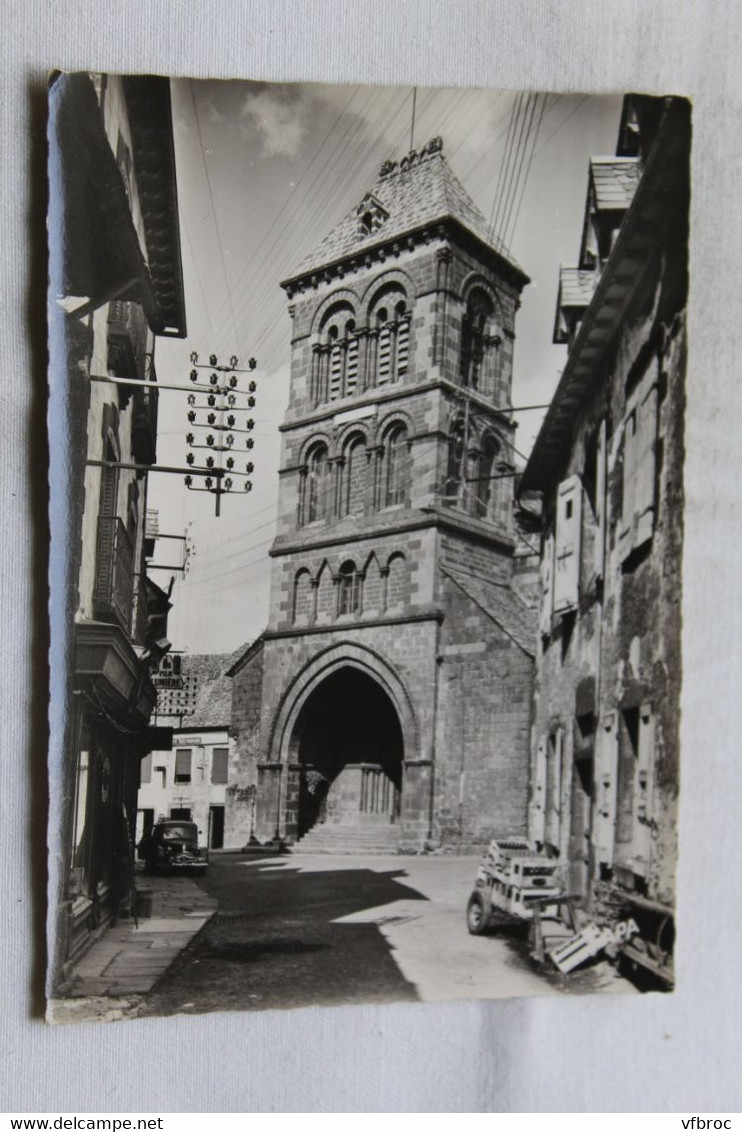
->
[147,80,623,655]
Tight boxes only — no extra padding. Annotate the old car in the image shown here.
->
[138,820,209,875]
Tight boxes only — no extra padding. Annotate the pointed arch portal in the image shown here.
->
[268,643,418,841]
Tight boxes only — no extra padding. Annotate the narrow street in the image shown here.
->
[137,853,633,1017]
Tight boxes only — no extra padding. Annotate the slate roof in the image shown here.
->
[442,565,537,657]
[287,140,527,283]
[590,157,641,212]
[558,266,597,308]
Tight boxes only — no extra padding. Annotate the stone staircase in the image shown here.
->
[292,820,401,855]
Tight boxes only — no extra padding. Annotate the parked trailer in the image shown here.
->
[466,837,564,935]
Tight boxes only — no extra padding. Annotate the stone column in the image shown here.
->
[283,763,302,843]
[434,247,453,368]
[296,464,308,526]
[256,762,282,842]
[310,344,321,405]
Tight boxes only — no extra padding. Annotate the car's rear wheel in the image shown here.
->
[466,890,492,935]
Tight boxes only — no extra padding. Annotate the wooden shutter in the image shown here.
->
[554,476,582,613]
[211,748,229,785]
[539,533,555,635]
[174,748,192,782]
[140,753,152,785]
[530,736,548,843]
[634,364,659,550]
[594,713,618,867]
[632,702,655,875]
[595,419,607,580]
[545,729,563,850]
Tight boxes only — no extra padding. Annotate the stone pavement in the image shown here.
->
[47,872,216,1023]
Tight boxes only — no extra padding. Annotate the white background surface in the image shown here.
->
[2,0,741,1113]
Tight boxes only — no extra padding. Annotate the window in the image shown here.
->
[305,444,329,524]
[313,305,358,405]
[616,703,655,878]
[384,425,409,507]
[474,435,500,521]
[544,729,563,851]
[460,289,495,392]
[620,358,659,561]
[211,748,229,785]
[530,737,548,844]
[345,325,359,396]
[140,753,152,785]
[174,748,192,784]
[337,560,362,616]
[539,533,555,636]
[553,476,582,613]
[370,289,410,387]
[340,435,367,517]
[328,326,342,401]
[377,309,391,385]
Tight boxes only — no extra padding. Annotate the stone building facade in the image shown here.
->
[137,652,241,851]
[48,73,187,989]
[230,138,537,853]
[518,96,689,983]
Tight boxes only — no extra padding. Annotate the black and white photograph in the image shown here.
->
[46,74,689,1024]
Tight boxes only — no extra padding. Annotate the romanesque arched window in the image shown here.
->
[460,288,495,392]
[337,559,362,616]
[369,287,410,388]
[475,435,501,521]
[313,304,358,405]
[340,433,367,518]
[293,568,313,624]
[386,552,409,610]
[305,443,330,523]
[383,423,409,507]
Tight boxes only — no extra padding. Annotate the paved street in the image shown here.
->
[136,852,633,1018]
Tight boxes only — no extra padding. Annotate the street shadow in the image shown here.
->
[143,864,427,1016]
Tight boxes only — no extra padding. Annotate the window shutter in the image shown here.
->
[377,327,391,385]
[530,736,548,843]
[632,702,655,875]
[211,748,229,785]
[345,337,358,396]
[595,419,607,580]
[140,753,152,785]
[539,533,555,635]
[594,713,618,867]
[175,748,192,782]
[396,319,409,377]
[329,345,343,400]
[634,365,659,550]
[554,476,582,613]
[545,728,563,850]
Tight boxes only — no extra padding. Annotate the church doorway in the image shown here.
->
[290,667,404,839]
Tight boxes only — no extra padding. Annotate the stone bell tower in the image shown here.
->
[245,137,536,852]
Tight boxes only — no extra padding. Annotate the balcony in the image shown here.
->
[131,362,159,466]
[93,516,134,633]
[108,299,149,411]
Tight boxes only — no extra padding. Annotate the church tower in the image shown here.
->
[250,137,536,852]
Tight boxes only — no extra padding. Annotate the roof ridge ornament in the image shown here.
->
[378,135,444,179]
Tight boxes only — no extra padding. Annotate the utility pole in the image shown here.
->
[184,352,258,517]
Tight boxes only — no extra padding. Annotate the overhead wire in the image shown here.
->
[189,80,242,355]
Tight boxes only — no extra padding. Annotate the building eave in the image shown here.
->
[519,100,689,496]
[280,216,530,299]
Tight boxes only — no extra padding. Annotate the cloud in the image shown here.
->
[240,87,307,158]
